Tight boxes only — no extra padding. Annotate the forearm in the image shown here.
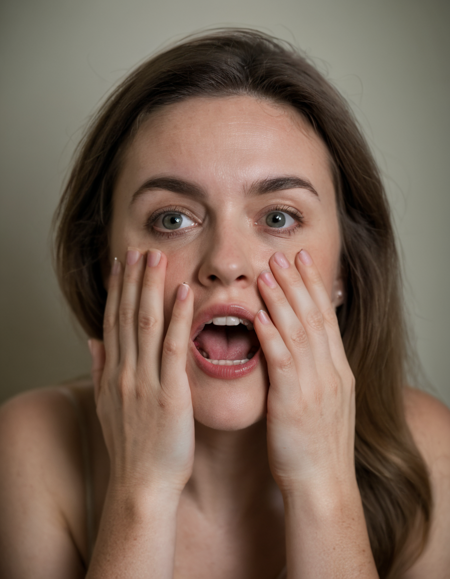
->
[86,482,180,579]
[282,478,379,579]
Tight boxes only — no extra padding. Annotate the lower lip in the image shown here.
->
[190,340,261,379]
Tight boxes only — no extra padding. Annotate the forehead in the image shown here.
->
[116,95,335,203]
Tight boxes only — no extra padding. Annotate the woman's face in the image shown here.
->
[110,95,342,431]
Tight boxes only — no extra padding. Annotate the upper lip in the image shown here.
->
[191,303,260,341]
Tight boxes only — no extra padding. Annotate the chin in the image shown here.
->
[188,364,269,431]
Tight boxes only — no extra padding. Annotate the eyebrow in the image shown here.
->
[130,175,319,205]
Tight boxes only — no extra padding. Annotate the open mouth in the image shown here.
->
[193,322,260,366]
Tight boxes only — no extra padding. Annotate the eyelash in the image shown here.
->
[145,204,305,239]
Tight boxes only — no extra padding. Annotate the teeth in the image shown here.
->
[204,358,250,365]
[205,316,254,330]
[205,316,237,326]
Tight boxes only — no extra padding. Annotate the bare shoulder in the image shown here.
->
[0,381,94,474]
[403,386,450,438]
[0,384,84,484]
[0,382,93,578]
[402,386,450,578]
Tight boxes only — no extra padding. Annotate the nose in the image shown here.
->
[197,219,254,288]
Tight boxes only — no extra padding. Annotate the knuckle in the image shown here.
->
[142,274,160,291]
[123,268,137,283]
[305,308,324,332]
[134,382,150,403]
[289,274,304,289]
[155,387,178,409]
[103,313,116,334]
[163,336,181,358]
[116,366,134,398]
[275,352,295,373]
[119,306,135,327]
[138,312,158,333]
[322,306,338,327]
[271,290,287,307]
[290,325,309,349]
[156,393,167,409]
[328,374,341,395]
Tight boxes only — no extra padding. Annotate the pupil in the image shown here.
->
[266,212,285,228]
[162,213,182,230]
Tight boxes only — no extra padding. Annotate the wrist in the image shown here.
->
[281,476,378,578]
[106,477,183,517]
[281,473,361,515]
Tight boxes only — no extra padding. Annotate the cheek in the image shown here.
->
[108,218,134,262]
[165,254,191,287]
[305,235,341,295]
[317,256,340,296]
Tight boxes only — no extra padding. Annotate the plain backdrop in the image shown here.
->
[0,0,449,407]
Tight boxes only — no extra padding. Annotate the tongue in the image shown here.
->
[194,325,257,360]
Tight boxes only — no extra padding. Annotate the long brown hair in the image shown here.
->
[53,29,432,577]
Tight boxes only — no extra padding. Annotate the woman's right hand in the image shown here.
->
[88,248,195,498]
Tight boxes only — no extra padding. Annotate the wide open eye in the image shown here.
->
[146,204,303,238]
[260,204,304,236]
[158,212,195,231]
[265,210,297,229]
[147,207,197,237]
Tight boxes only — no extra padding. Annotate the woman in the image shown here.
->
[0,29,449,578]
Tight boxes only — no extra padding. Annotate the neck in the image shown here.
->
[183,418,282,520]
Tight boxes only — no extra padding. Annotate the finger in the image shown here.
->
[159,283,194,399]
[88,339,106,403]
[295,249,348,376]
[103,258,122,372]
[118,248,145,368]
[253,309,304,401]
[268,251,334,371]
[137,249,166,381]
[257,269,323,385]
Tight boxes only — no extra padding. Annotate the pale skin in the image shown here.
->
[1,95,450,578]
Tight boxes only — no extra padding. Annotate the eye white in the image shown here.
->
[265,210,296,229]
[157,212,196,231]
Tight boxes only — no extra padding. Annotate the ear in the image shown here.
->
[331,276,345,308]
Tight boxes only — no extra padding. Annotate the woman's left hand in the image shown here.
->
[254,249,356,496]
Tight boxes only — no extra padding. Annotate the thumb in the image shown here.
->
[87,339,106,402]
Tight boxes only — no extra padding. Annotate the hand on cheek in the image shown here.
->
[89,248,196,497]
[254,249,356,496]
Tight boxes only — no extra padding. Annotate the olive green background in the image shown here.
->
[1,0,449,407]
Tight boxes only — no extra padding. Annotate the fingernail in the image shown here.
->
[111,258,120,275]
[177,283,189,301]
[147,249,161,267]
[87,339,95,357]
[299,249,312,266]
[274,252,289,268]
[260,270,277,288]
[127,249,141,265]
[257,310,270,324]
